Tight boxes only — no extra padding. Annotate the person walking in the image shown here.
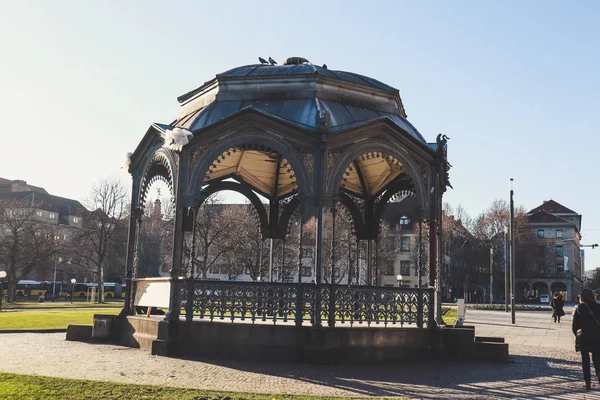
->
[552,292,565,323]
[572,288,600,391]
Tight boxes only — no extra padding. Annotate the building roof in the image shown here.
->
[381,195,420,230]
[528,210,571,224]
[528,200,577,215]
[0,178,48,194]
[0,178,85,216]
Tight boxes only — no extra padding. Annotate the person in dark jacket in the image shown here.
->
[572,288,600,391]
[552,292,565,323]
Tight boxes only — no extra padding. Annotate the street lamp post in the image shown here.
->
[70,278,76,304]
[504,226,509,312]
[0,270,6,311]
[53,257,63,296]
[490,247,494,304]
[396,274,403,288]
[509,178,516,325]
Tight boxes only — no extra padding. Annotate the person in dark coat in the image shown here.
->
[552,292,565,323]
[572,288,600,391]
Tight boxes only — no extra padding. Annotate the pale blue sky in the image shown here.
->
[1,1,599,268]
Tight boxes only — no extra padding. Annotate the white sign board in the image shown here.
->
[134,278,171,309]
[454,298,466,327]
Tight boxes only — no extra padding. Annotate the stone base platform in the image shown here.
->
[117,317,508,363]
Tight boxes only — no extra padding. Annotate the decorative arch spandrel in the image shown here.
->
[326,141,430,214]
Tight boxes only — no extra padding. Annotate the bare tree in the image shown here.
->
[187,195,242,279]
[0,198,61,301]
[225,204,267,281]
[138,198,173,278]
[68,178,128,302]
[468,198,555,300]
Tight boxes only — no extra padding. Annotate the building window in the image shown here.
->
[400,261,410,276]
[301,266,312,277]
[537,230,544,238]
[537,246,545,258]
[36,211,43,217]
[301,248,313,258]
[399,216,410,225]
[401,237,410,252]
[384,264,394,275]
[72,217,80,224]
[49,213,56,219]
[557,263,564,273]
[556,246,563,257]
[556,229,563,238]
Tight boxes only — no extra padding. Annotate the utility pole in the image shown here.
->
[509,178,516,324]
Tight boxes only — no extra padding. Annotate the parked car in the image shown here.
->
[540,294,550,304]
[524,295,539,304]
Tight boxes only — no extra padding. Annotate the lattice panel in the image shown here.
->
[332,287,424,327]
[319,286,330,320]
[190,282,309,324]
[184,280,432,328]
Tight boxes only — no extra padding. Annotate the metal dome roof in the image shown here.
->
[173,60,427,145]
[216,63,398,91]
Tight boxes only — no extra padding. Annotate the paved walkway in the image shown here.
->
[0,308,599,399]
[468,305,576,351]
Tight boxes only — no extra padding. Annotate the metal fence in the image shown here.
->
[181,280,434,328]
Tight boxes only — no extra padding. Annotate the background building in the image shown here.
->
[525,200,582,302]
[0,177,93,283]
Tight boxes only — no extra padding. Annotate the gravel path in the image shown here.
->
[0,309,598,399]
[0,334,592,399]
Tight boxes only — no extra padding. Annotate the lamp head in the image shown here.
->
[0,271,6,279]
[510,178,514,191]
[396,274,403,282]
[70,278,76,284]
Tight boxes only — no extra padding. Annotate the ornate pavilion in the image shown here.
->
[118,57,463,361]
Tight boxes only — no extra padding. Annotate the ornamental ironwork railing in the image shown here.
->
[182,280,434,328]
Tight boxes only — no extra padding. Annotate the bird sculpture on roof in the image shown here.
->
[258,57,268,64]
[268,57,277,65]
[322,64,328,69]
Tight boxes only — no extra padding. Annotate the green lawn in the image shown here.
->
[0,373,396,400]
[2,300,123,310]
[0,308,120,330]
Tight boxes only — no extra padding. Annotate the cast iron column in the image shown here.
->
[367,240,373,286]
[429,220,437,287]
[165,150,188,322]
[122,205,141,316]
[329,205,337,327]
[190,208,197,278]
[297,207,304,283]
[269,238,274,282]
[356,239,360,285]
[418,219,423,288]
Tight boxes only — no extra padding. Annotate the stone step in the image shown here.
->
[66,324,92,342]
[472,341,509,362]
[475,336,505,343]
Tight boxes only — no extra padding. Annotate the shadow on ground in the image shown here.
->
[175,350,586,399]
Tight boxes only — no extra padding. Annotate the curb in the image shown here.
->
[0,329,67,334]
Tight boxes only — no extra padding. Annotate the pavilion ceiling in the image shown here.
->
[204,148,297,198]
[341,153,405,197]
